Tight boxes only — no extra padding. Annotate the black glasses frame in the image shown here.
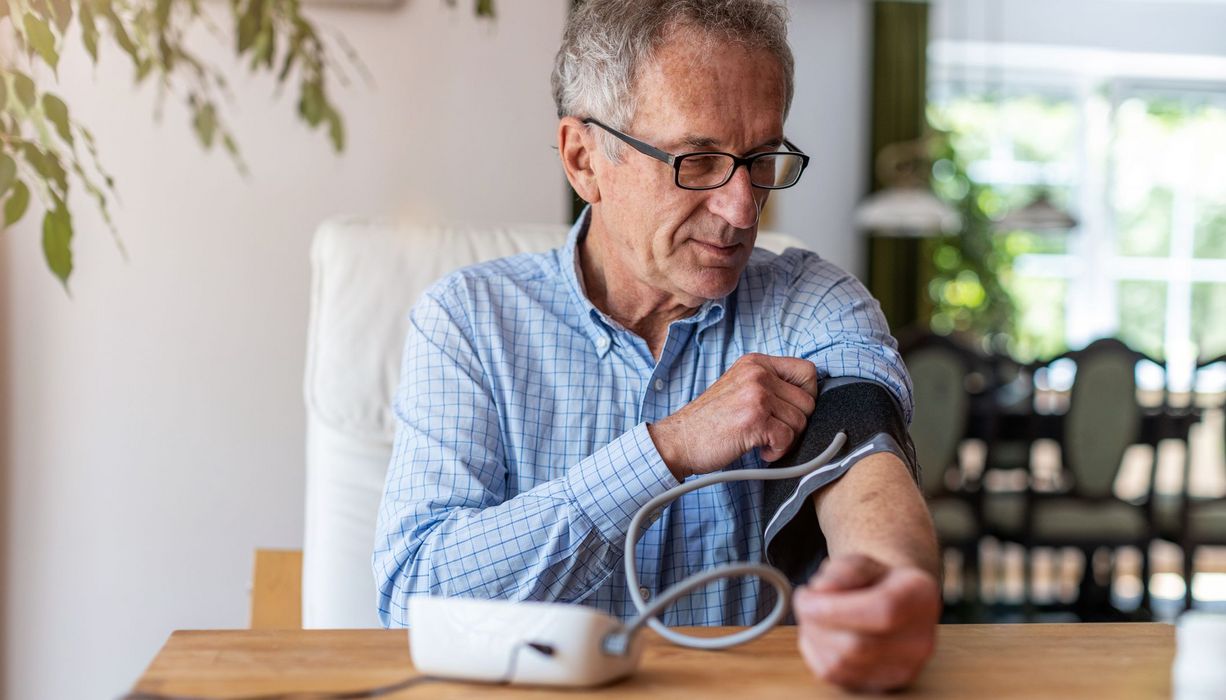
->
[582,118,810,191]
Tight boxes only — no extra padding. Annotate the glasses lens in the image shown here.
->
[677,154,737,188]
[749,153,806,188]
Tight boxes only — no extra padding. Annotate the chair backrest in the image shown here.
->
[1059,338,1146,499]
[1194,354,1226,484]
[902,335,972,497]
[302,216,809,628]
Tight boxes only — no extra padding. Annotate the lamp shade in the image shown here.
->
[995,192,1078,232]
[854,186,962,237]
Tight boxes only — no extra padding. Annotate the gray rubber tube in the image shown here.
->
[605,431,847,654]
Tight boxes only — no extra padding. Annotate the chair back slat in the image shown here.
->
[1064,342,1143,498]
[906,345,970,497]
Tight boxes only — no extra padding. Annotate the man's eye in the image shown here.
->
[680,155,724,174]
[751,155,778,173]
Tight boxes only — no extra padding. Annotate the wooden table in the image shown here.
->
[131,624,1173,699]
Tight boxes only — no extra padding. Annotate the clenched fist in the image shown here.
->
[793,554,941,691]
[647,353,818,480]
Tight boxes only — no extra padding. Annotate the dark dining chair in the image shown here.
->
[1023,338,1157,619]
[900,332,983,608]
[1172,354,1226,609]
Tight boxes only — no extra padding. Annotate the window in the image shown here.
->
[928,45,1226,389]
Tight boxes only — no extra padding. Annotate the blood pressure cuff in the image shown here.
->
[761,377,919,587]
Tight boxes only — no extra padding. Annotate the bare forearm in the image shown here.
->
[812,452,940,580]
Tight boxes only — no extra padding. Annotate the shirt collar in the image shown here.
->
[562,206,729,353]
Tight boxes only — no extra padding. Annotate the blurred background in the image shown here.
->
[0,0,1224,697]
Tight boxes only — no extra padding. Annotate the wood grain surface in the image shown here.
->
[131,623,1174,699]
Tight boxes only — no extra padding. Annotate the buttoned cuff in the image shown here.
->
[564,422,680,546]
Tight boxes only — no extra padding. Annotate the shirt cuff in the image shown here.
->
[564,422,680,546]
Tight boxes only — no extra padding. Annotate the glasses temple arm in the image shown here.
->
[582,118,676,165]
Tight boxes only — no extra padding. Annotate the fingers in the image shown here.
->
[659,354,819,475]
[795,586,901,634]
[755,355,819,397]
[732,358,813,461]
[761,386,808,436]
[758,415,798,462]
[761,371,817,418]
[804,554,888,593]
[795,566,940,634]
[798,628,928,692]
[742,358,816,462]
[795,563,940,692]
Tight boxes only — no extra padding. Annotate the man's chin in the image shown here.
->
[685,268,744,301]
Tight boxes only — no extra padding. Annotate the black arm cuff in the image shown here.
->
[761,378,918,587]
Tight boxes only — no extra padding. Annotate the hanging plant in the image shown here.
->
[926,133,1018,353]
[0,0,494,291]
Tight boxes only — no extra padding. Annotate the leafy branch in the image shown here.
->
[0,0,495,292]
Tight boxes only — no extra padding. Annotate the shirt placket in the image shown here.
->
[630,322,695,611]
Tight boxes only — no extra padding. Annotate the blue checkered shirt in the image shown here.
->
[374,212,912,627]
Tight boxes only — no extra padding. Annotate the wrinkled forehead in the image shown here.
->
[628,26,788,151]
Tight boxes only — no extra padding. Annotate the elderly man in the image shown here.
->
[374,0,940,691]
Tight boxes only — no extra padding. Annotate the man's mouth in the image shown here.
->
[692,240,742,255]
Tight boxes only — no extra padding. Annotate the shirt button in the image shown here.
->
[596,336,608,349]
[639,586,651,601]
[653,378,665,391]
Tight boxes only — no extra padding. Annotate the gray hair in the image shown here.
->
[552,0,794,161]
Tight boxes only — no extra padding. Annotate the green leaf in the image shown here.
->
[277,43,299,83]
[101,5,140,65]
[42,200,73,288]
[324,105,345,152]
[251,26,274,71]
[476,0,494,17]
[21,143,68,195]
[23,13,60,72]
[236,0,263,54]
[158,36,176,72]
[237,14,257,53]
[42,93,74,146]
[193,102,217,148]
[29,0,52,18]
[3,181,30,227]
[79,1,99,62]
[49,0,73,33]
[154,0,172,31]
[13,72,36,109]
[0,155,15,198]
[298,81,324,126]
[135,59,155,84]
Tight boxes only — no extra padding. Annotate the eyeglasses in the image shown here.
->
[583,118,810,191]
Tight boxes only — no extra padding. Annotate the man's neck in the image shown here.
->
[578,221,700,360]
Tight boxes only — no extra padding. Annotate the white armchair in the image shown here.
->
[302,216,807,628]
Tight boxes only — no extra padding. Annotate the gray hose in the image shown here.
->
[605,432,847,654]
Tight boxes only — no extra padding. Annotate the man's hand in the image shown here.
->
[647,353,818,480]
[793,554,940,692]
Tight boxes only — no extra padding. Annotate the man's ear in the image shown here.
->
[558,116,601,205]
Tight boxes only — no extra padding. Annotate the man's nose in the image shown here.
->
[707,164,761,229]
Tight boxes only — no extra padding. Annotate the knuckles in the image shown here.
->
[818,639,929,692]
[874,596,907,632]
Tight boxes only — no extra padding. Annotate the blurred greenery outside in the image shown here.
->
[924,86,1226,363]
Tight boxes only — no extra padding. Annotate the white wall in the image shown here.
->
[0,4,570,698]
[0,2,871,697]
[776,0,872,274]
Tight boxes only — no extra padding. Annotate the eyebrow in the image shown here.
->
[676,133,785,153]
